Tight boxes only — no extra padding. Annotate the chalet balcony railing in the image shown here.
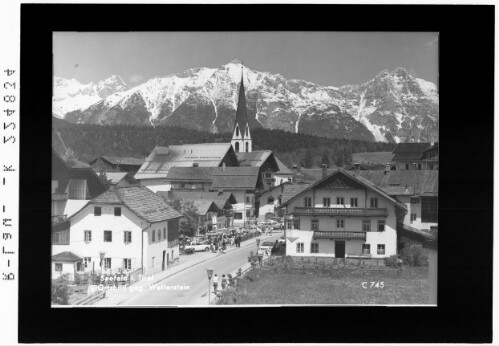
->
[51,215,67,224]
[313,230,366,241]
[293,207,387,217]
[52,193,68,201]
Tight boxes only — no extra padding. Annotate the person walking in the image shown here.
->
[213,274,219,293]
[221,274,227,290]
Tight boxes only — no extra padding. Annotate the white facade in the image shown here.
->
[51,261,79,281]
[137,178,172,193]
[231,124,252,154]
[283,172,404,259]
[274,174,293,186]
[230,190,255,226]
[52,203,179,278]
[398,195,438,231]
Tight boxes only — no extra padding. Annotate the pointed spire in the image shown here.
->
[235,67,248,136]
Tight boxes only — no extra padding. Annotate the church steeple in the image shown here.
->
[231,67,252,153]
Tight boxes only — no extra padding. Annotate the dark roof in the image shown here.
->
[74,186,182,223]
[256,181,290,197]
[274,157,293,175]
[236,150,273,167]
[166,190,237,205]
[281,183,311,204]
[91,156,144,166]
[352,152,394,165]
[280,169,407,211]
[105,172,128,184]
[234,72,249,135]
[211,167,260,190]
[300,167,341,180]
[136,143,234,179]
[398,223,437,242]
[392,143,433,161]
[52,251,82,263]
[356,170,438,196]
[166,167,216,181]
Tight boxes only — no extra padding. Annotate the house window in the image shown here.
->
[114,207,121,216]
[123,258,132,270]
[84,257,91,269]
[52,230,69,245]
[311,243,319,253]
[362,220,371,232]
[158,229,162,241]
[152,230,156,242]
[94,207,101,216]
[293,219,301,230]
[234,213,243,220]
[336,219,345,229]
[410,197,420,204]
[304,197,312,208]
[311,219,319,231]
[246,209,251,218]
[377,244,386,255]
[246,196,251,203]
[84,230,92,243]
[104,258,111,270]
[418,164,421,170]
[323,197,331,207]
[124,231,132,244]
[377,220,385,232]
[264,172,272,179]
[410,213,417,222]
[104,230,113,242]
[370,198,378,208]
[267,196,274,204]
[350,198,358,207]
[405,163,409,170]
[76,262,84,272]
[151,257,155,269]
[55,263,63,272]
[336,197,344,205]
[163,228,167,239]
[286,220,292,229]
[296,243,304,253]
[68,179,87,199]
[362,244,370,255]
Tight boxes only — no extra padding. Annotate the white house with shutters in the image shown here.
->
[51,185,182,280]
[279,169,407,259]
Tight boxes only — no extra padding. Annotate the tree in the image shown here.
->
[51,273,72,305]
[302,149,314,168]
[179,201,200,237]
[321,151,330,167]
[62,147,78,166]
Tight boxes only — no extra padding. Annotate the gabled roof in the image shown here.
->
[398,222,437,242]
[234,71,249,135]
[105,172,128,184]
[72,186,182,224]
[192,200,221,215]
[91,155,144,166]
[136,143,234,179]
[166,167,216,181]
[256,181,290,197]
[211,167,260,190]
[300,167,341,180]
[274,157,293,175]
[236,150,271,167]
[165,190,237,205]
[356,170,438,196]
[52,251,82,263]
[392,143,433,161]
[280,169,407,211]
[281,183,311,204]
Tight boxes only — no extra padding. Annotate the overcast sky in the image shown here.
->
[53,32,438,87]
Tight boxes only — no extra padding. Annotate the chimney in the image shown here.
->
[384,163,391,175]
[322,164,328,178]
[222,162,226,172]
[353,162,360,174]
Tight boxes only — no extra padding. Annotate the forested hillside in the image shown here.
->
[52,119,395,168]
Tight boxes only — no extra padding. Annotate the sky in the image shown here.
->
[53,32,438,87]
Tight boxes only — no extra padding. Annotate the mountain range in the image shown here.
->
[53,60,439,143]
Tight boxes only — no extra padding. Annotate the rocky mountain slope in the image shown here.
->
[55,61,438,142]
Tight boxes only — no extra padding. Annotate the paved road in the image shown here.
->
[121,233,282,306]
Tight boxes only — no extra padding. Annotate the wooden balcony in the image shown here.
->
[52,193,68,201]
[313,230,366,241]
[293,207,387,217]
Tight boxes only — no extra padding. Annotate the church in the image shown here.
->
[134,69,287,225]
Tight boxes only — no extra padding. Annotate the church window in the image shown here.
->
[245,142,249,152]
[235,126,239,137]
[235,142,240,152]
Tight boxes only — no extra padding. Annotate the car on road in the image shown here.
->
[278,236,286,245]
[257,241,275,256]
[184,241,211,252]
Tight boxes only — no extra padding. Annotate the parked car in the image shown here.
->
[278,236,286,245]
[257,241,275,256]
[184,241,211,252]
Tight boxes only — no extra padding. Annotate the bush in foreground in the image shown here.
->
[51,273,73,305]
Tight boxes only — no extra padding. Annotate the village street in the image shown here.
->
[94,232,282,306]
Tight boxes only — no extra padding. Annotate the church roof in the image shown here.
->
[234,71,249,136]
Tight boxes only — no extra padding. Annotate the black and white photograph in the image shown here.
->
[50,31,439,307]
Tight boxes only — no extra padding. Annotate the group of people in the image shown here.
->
[211,273,231,293]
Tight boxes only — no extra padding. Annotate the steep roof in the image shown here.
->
[234,71,249,135]
[166,167,216,181]
[136,143,234,179]
[274,157,293,175]
[211,166,260,190]
[105,172,128,185]
[94,155,144,166]
[73,186,182,224]
[300,167,341,180]
[52,251,82,263]
[392,143,433,161]
[192,200,221,215]
[236,151,272,167]
[280,169,407,211]
[165,190,237,205]
[356,170,438,196]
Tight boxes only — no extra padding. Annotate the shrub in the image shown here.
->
[385,255,398,267]
[400,245,429,266]
[51,273,72,305]
[184,248,195,255]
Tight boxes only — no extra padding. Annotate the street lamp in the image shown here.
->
[206,269,213,305]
